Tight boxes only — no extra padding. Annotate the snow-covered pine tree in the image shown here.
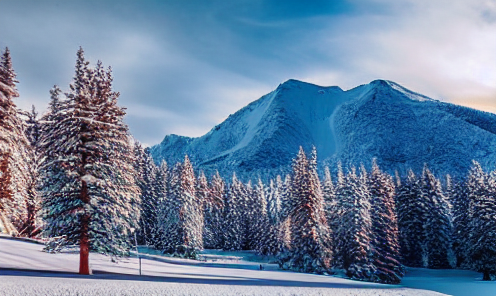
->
[368,159,403,284]
[135,145,159,246]
[278,174,293,252]
[450,175,470,268]
[322,166,337,230]
[223,173,244,251]
[244,180,256,248]
[279,147,331,274]
[160,162,182,252]
[395,169,426,267]
[267,176,282,225]
[196,170,209,247]
[19,105,41,237]
[444,174,456,267]
[241,180,254,250]
[25,105,41,146]
[0,47,31,235]
[203,171,224,249]
[162,155,203,256]
[466,161,496,280]
[153,160,168,250]
[263,176,285,255]
[0,151,14,234]
[421,164,451,269]
[332,161,347,270]
[40,48,140,274]
[252,178,272,255]
[343,165,374,280]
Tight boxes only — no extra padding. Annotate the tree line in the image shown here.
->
[0,47,495,283]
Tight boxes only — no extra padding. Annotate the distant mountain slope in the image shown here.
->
[150,79,496,180]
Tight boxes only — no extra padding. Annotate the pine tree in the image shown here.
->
[180,156,203,251]
[160,155,203,256]
[203,171,224,249]
[332,161,348,269]
[154,160,168,250]
[396,169,426,267]
[267,176,282,225]
[450,176,470,268]
[343,166,374,280]
[368,159,403,284]
[0,151,14,234]
[0,47,31,235]
[19,105,41,237]
[264,176,285,255]
[223,173,244,251]
[242,180,255,250]
[40,48,140,274]
[135,145,158,246]
[421,165,451,269]
[466,161,496,280]
[252,178,272,255]
[322,166,336,229]
[196,171,210,246]
[152,160,169,250]
[279,174,293,251]
[160,162,183,252]
[278,147,331,274]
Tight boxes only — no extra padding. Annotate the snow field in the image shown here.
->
[0,275,443,296]
[0,237,446,296]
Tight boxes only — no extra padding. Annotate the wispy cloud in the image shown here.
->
[0,0,495,145]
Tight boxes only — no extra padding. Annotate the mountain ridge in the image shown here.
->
[150,79,496,180]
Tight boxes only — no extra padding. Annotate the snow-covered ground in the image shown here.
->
[0,236,490,296]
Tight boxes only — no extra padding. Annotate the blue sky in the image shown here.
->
[1,0,495,145]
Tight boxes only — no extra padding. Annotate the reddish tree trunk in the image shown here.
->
[79,179,91,275]
[79,213,90,275]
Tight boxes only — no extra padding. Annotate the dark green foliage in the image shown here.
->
[421,165,452,269]
[369,160,403,284]
[278,147,331,274]
[396,170,427,267]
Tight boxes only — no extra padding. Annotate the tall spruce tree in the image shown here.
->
[421,165,451,269]
[0,47,31,235]
[40,48,140,274]
[396,169,426,267]
[135,146,159,246]
[333,161,348,269]
[161,155,203,255]
[279,174,293,252]
[368,159,403,284]
[450,175,470,268]
[322,166,337,235]
[252,178,272,254]
[153,160,168,250]
[223,173,244,251]
[20,105,41,237]
[267,176,282,225]
[160,162,182,252]
[278,147,331,274]
[264,176,285,255]
[203,171,224,249]
[343,166,374,280]
[466,161,496,280]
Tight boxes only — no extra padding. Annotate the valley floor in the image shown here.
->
[0,237,492,296]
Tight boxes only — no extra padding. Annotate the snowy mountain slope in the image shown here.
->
[150,79,496,180]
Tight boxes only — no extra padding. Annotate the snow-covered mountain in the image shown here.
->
[150,79,496,180]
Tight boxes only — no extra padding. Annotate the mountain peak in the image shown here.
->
[367,79,435,102]
[151,79,496,181]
